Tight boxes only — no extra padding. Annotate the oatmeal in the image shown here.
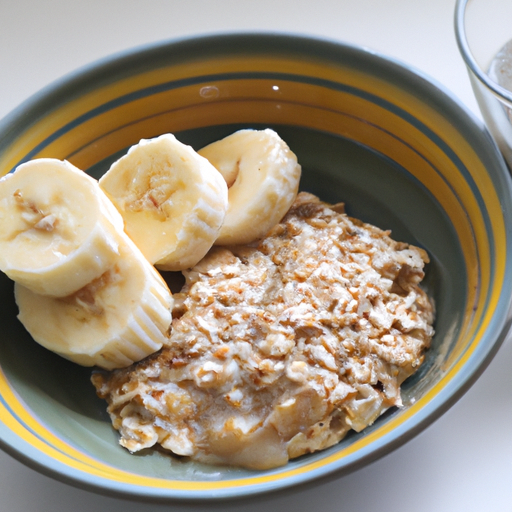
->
[92,192,435,469]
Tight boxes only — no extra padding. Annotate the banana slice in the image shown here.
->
[198,128,301,245]
[98,134,228,271]
[0,158,125,297]
[15,236,173,370]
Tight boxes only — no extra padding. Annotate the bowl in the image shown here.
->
[0,33,511,502]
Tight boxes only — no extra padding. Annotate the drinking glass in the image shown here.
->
[455,0,512,168]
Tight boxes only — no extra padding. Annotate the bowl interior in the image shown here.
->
[0,34,510,500]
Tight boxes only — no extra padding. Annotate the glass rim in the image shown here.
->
[454,0,512,105]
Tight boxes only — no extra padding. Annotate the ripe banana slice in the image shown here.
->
[15,236,173,370]
[98,134,228,271]
[0,158,125,298]
[198,128,301,245]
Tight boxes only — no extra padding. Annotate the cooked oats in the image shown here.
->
[92,192,434,469]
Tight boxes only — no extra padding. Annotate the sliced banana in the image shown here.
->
[198,128,301,245]
[15,236,173,370]
[0,158,125,298]
[99,133,228,271]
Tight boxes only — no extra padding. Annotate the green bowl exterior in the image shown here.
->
[0,33,511,501]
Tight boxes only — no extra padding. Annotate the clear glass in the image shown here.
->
[455,0,512,169]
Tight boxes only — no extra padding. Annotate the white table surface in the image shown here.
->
[2,1,512,511]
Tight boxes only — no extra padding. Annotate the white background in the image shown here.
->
[2,1,512,511]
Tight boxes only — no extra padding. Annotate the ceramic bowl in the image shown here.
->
[1,33,511,501]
